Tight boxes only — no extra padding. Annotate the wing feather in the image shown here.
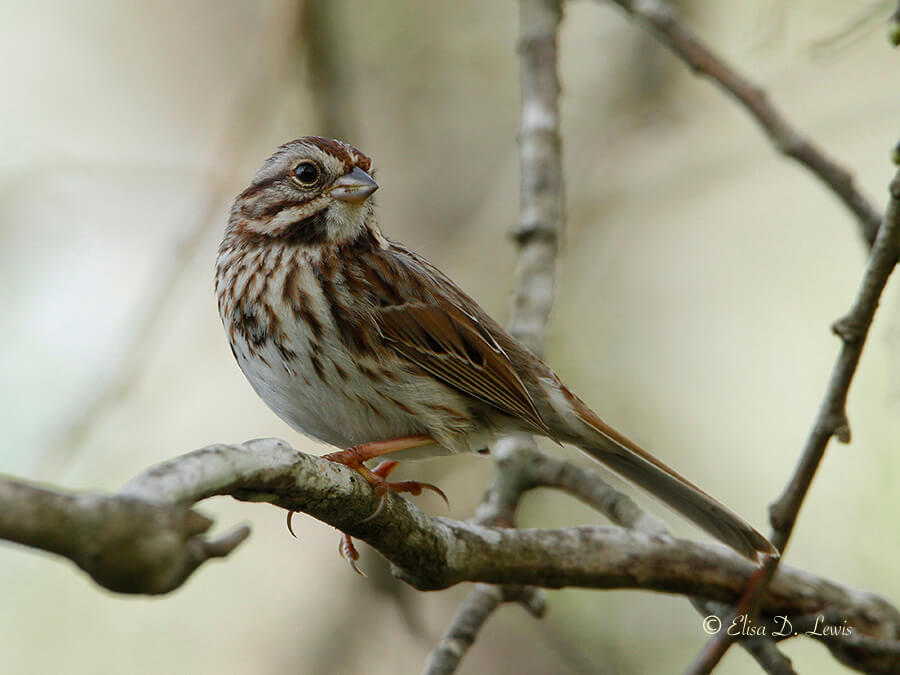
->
[377,303,549,433]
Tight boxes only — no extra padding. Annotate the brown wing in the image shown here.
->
[377,302,550,434]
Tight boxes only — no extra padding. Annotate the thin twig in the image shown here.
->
[770,169,900,546]
[506,443,668,535]
[741,639,797,675]
[422,584,545,675]
[687,166,900,674]
[598,2,897,671]
[808,1,892,55]
[599,0,882,246]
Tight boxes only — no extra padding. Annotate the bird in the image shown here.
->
[215,136,775,569]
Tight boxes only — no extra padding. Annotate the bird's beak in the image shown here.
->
[329,167,378,204]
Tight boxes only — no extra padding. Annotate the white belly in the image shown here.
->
[233,330,418,448]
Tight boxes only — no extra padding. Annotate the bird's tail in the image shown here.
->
[560,402,775,560]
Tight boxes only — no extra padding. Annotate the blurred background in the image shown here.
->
[1,1,898,673]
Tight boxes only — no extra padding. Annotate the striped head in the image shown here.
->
[229,137,379,246]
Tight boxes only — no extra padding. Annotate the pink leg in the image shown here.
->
[322,434,434,465]
[318,434,450,575]
[323,433,447,505]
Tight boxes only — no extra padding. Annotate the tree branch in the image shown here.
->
[508,0,565,357]
[138,440,900,675]
[423,584,546,675]
[4,440,898,671]
[87,442,900,622]
[598,2,898,670]
[0,475,249,594]
[688,165,900,674]
[741,638,797,675]
[424,0,568,670]
[769,166,900,549]
[599,0,882,246]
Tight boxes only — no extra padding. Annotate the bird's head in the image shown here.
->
[230,136,379,245]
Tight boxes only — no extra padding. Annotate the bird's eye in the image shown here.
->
[292,161,321,185]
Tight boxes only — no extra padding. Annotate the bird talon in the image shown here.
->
[327,453,449,519]
[359,492,388,524]
[339,533,366,577]
[387,480,450,510]
[422,482,450,510]
[286,510,298,538]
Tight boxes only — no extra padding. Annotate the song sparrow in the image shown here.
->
[216,137,774,564]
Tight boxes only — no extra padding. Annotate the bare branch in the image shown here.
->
[599,0,882,246]
[493,441,668,535]
[4,439,898,671]
[808,1,893,55]
[770,167,900,549]
[0,475,248,594]
[120,443,899,629]
[423,584,545,675]
[741,639,797,675]
[688,166,900,673]
[423,585,504,675]
[424,0,568,669]
[509,0,565,357]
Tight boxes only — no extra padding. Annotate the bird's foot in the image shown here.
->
[323,436,449,519]
[338,532,364,576]
[321,453,449,522]
[321,436,449,574]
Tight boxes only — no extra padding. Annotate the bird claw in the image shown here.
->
[388,480,450,510]
[339,533,366,577]
[367,460,450,512]
[359,492,388,524]
[357,477,450,523]
[285,498,369,576]
[323,450,451,575]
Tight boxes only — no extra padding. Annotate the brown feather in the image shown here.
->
[377,302,549,435]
